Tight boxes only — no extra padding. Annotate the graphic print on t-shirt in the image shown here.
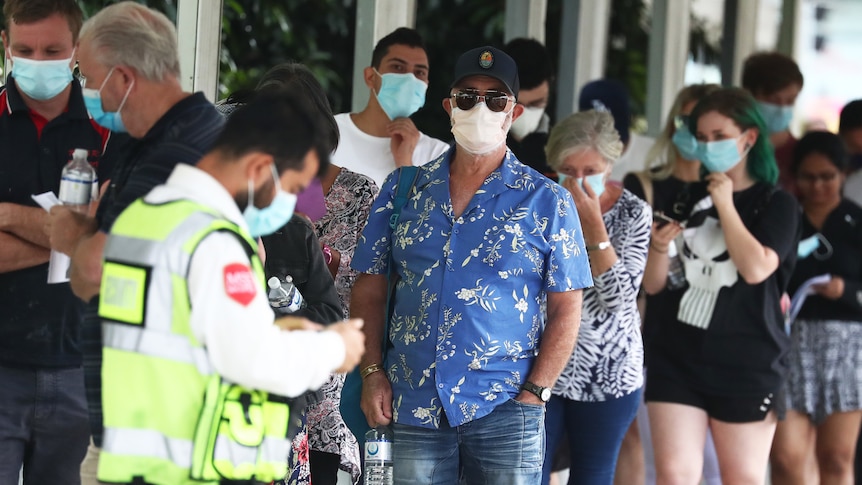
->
[677,195,739,329]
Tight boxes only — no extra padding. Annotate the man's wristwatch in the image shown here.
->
[521,381,552,402]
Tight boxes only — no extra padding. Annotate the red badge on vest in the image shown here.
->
[223,263,257,306]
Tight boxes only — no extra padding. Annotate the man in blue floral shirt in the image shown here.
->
[351,45,593,484]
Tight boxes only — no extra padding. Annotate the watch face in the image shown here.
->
[540,388,552,402]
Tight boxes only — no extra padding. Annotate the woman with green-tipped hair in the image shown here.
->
[642,87,800,484]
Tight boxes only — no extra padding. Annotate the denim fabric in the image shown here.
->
[0,365,89,484]
[542,388,641,485]
[392,398,545,484]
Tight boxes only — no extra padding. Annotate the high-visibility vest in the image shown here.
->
[98,197,291,485]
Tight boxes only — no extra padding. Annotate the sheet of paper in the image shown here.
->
[32,191,69,284]
[785,273,832,333]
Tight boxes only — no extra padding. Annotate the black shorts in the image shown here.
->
[644,370,775,423]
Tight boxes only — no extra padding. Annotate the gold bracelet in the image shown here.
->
[360,363,384,379]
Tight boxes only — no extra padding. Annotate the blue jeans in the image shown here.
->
[0,365,89,484]
[392,398,545,484]
[542,388,642,485]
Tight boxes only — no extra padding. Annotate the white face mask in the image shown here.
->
[450,104,512,155]
[509,106,544,140]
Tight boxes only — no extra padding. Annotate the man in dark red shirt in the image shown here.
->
[0,1,127,483]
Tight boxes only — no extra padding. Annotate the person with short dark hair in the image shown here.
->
[95,90,367,485]
[741,51,805,194]
[643,88,800,484]
[350,45,593,484]
[0,1,128,482]
[331,27,449,187]
[503,37,555,177]
[839,99,862,206]
[770,130,862,485]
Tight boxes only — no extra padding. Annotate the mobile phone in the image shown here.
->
[654,211,677,228]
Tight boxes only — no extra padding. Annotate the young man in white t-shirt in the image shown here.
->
[333,27,450,187]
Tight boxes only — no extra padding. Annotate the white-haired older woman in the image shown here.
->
[541,110,652,485]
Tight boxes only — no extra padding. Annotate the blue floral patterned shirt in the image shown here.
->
[352,148,593,428]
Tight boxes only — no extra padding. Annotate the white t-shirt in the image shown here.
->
[333,112,450,187]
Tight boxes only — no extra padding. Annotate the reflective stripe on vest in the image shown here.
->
[98,198,285,484]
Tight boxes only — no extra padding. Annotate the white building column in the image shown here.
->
[351,0,417,112]
[176,0,224,102]
[720,0,760,86]
[776,0,802,58]
[646,0,691,136]
[504,0,548,43]
[555,0,612,120]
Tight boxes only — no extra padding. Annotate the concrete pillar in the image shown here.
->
[720,0,760,86]
[504,0,548,43]
[777,0,802,59]
[176,0,224,102]
[555,0,612,120]
[350,0,417,112]
[646,0,691,136]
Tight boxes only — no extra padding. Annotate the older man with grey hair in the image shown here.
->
[42,2,225,483]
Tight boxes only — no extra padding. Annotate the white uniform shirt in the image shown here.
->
[845,170,862,207]
[332,112,450,187]
[143,164,345,397]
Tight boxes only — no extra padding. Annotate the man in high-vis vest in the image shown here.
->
[96,91,365,485]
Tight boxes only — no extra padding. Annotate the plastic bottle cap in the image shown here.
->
[267,277,281,289]
[285,275,294,283]
[73,148,88,159]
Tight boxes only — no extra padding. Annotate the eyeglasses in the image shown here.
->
[451,90,513,113]
[797,172,840,184]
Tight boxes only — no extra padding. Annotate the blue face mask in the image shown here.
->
[9,50,74,100]
[374,69,427,120]
[558,173,606,197]
[756,101,794,134]
[82,68,133,133]
[797,234,820,259]
[672,127,699,160]
[697,134,748,173]
[243,164,299,238]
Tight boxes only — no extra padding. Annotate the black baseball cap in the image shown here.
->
[451,46,520,98]
[578,79,631,145]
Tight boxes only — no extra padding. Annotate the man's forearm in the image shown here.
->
[0,203,50,248]
[527,289,583,387]
[70,230,107,301]
[0,231,49,273]
[350,273,388,368]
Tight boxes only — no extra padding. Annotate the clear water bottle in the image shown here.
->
[267,276,304,313]
[666,240,687,290]
[364,426,393,485]
[58,148,96,213]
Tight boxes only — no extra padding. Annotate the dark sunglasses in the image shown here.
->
[451,90,513,113]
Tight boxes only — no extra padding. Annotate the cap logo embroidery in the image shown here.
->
[479,50,494,69]
[591,99,610,113]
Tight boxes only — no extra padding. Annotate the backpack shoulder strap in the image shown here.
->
[389,166,420,229]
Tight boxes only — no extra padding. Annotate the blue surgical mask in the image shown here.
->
[373,69,427,120]
[243,164,298,238]
[557,173,606,197]
[672,127,699,160]
[697,134,748,173]
[756,101,794,134]
[797,234,820,259]
[9,50,74,100]
[82,68,133,133]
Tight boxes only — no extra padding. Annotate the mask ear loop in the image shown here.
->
[813,233,833,261]
[246,178,255,211]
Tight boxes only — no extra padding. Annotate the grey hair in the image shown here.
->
[545,110,623,170]
[79,1,180,82]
